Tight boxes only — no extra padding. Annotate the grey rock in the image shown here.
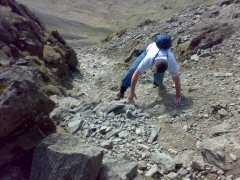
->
[229,153,237,161]
[145,164,159,177]
[151,151,176,173]
[211,121,230,136]
[191,156,205,170]
[197,134,240,171]
[100,140,113,150]
[213,72,233,77]
[30,133,103,180]
[67,118,84,134]
[106,129,121,139]
[126,109,135,119]
[0,125,46,167]
[148,127,161,143]
[218,109,228,117]
[104,103,125,115]
[99,126,108,134]
[98,158,137,180]
[165,172,179,180]
[0,80,55,138]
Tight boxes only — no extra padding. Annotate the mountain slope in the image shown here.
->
[59,1,240,178]
[17,0,218,46]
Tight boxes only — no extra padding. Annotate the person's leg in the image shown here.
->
[153,72,165,87]
[153,72,166,97]
[117,51,147,98]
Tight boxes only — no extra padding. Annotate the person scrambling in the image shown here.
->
[116,34,182,105]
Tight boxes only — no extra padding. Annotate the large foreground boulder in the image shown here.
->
[30,133,103,180]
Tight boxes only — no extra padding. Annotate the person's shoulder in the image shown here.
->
[147,42,155,48]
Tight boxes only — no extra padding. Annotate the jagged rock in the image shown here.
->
[232,11,240,18]
[126,109,135,119]
[100,140,113,149]
[104,102,125,114]
[106,129,121,139]
[190,54,200,63]
[219,0,234,6]
[0,80,55,138]
[213,72,233,77]
[177,23,235,61]
[0,4,44,58]
[0,125,46,167]
[197,133,240,176]
[0,1,81,174]
[190,156,205,170]
[165,172,179,180]
[189,23,235,50]
[145,164,159,177]
[34,113,56,135]
[218,108,228,117]
[151,151,176,173]
[51,30,66,45]
[174,150,199,167]
[0,65,50,86]
[211,120,231,136]
[98,158,137,180]
[0,0,78,86]
[148,127,161,144]
[178,168,188,177]
[30,133,103,180]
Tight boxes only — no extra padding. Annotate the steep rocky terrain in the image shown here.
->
[48,0,240,179]
[1,0,240,180]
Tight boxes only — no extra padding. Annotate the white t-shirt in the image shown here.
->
[137,42,179,77]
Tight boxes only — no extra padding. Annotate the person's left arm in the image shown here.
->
[172,74,181,105]
[168,51,182,105]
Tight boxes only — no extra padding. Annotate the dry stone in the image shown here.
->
[30,133,103,180]
[98,158,138,180]
[197,134,240,176]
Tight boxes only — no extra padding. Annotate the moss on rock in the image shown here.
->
[40,84,63,96]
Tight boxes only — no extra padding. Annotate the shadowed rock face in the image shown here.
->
[0,0,45,58]
[0,80,55,138]
[0,0,78,83]
[0,0,78,175]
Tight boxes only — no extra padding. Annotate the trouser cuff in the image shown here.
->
[120,86,127,94]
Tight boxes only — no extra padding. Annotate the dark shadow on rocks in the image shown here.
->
[64,68,84,90]
[0,149,33,180]
[143,87,194,117]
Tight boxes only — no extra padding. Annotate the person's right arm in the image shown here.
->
[128,70,141,102]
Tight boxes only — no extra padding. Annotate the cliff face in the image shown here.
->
[0,0,78,175]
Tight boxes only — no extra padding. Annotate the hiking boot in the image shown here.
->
[114,92,124,100]
[153,81,164,89]
[153,81,158,88]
